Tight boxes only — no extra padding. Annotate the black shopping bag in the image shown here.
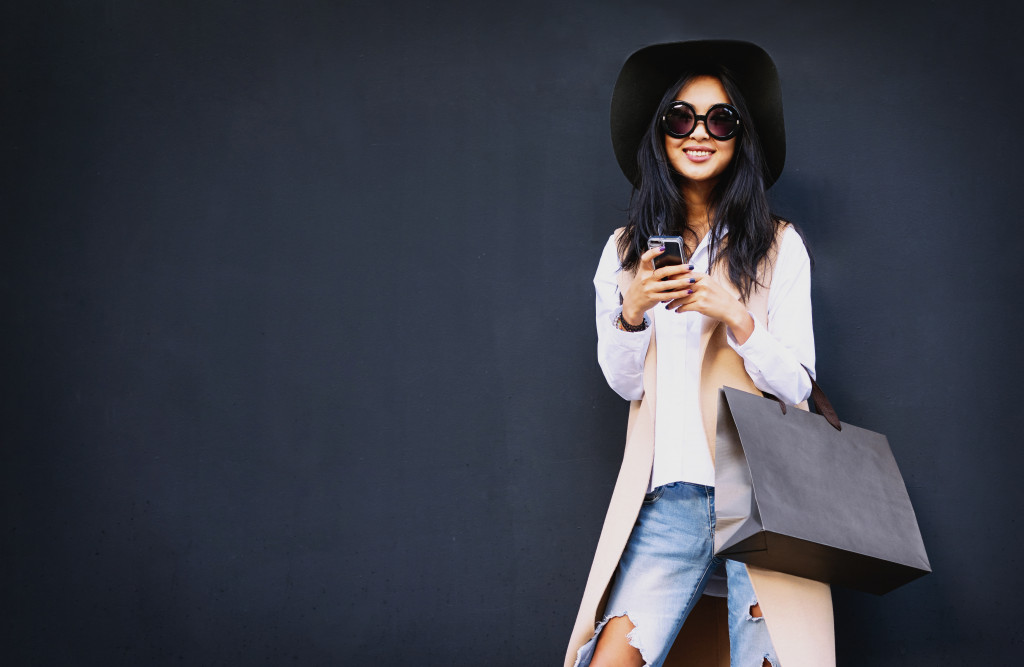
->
[713,385,931,595]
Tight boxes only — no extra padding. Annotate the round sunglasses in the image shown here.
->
[661,101,742,141]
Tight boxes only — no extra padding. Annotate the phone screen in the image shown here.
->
[648,235,685,270]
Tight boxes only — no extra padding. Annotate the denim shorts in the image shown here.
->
[573,481,780,667]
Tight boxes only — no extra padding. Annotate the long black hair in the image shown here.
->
[616,65,780,299]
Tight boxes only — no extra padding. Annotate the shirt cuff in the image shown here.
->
[725,312,812,404]
[606,309,652,348]
[726,311,770,357]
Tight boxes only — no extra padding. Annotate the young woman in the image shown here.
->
[565,41,835,667]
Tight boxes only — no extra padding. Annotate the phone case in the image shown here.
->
[648,235,685,270]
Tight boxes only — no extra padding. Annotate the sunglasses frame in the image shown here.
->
[661,101,742,141]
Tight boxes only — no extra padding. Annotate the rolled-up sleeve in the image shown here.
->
[725,226,815,405]
[594,234,650,401]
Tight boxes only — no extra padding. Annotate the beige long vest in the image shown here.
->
[565,227,835,667]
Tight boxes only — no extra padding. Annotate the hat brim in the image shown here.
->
[611,40,785,187]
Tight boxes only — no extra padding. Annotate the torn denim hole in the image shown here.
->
[572,612,653,667]
[745,602,773,667]
[621,615,650,666]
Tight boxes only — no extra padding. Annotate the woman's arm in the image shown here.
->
[594,233,651,401]
[725,226,815,404]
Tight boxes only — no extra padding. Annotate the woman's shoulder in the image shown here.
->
[601,227,628,261]
[595,229,626,277]
[772,220,811,267]
[773,217,794,235]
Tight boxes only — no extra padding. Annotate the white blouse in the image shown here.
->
[594,226,816,489]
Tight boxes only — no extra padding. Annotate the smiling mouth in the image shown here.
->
[684,148,714,157]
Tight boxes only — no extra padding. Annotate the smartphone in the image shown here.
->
[648,235,685,271]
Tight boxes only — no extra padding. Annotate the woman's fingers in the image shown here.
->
[662,273,707,309]
[664,297,687,310]
[653,262,693,281]
[647,278,688,293]
[665,275,746,324]
[639,246,664,266]
[647,271,701,296]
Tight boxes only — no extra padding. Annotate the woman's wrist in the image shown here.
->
[621,303,645,327]
[615,310,649,332]
[725,307,755,345]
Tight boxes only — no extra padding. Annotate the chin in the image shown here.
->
[676,167,725,184]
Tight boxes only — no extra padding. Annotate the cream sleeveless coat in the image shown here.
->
[565,227,835,667]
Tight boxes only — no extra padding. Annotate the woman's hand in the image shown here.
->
[620,246,697,326]
[663,272,755,344]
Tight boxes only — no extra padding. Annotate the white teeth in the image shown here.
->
[686,150,712,157]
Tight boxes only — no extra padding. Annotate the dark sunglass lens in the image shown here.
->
[707,106,739,138]
[664,106,695,136]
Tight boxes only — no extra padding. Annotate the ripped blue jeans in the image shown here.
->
[573,481,779,667]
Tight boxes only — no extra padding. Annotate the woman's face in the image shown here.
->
[663,76,737,187]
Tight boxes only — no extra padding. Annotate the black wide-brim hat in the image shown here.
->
[611,40,785,188]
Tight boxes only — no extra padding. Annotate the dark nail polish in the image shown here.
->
[688,265,694,270]
[689,278,695,283]
[687,289,694,294]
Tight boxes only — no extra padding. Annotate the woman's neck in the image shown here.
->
[681,181,715,244]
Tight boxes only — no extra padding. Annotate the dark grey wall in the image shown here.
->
[4,0,1021,664]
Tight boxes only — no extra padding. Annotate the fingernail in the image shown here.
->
[658,247,666,252]
[688,264,694,270]
[689,278,695,283]
[687,289,694,294]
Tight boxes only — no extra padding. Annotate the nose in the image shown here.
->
[689,117,711,140]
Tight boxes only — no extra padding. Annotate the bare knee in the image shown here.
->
[590,614,644,667]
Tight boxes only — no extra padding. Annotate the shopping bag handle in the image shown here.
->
[807,376,841,431]
[765,369,842,431]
